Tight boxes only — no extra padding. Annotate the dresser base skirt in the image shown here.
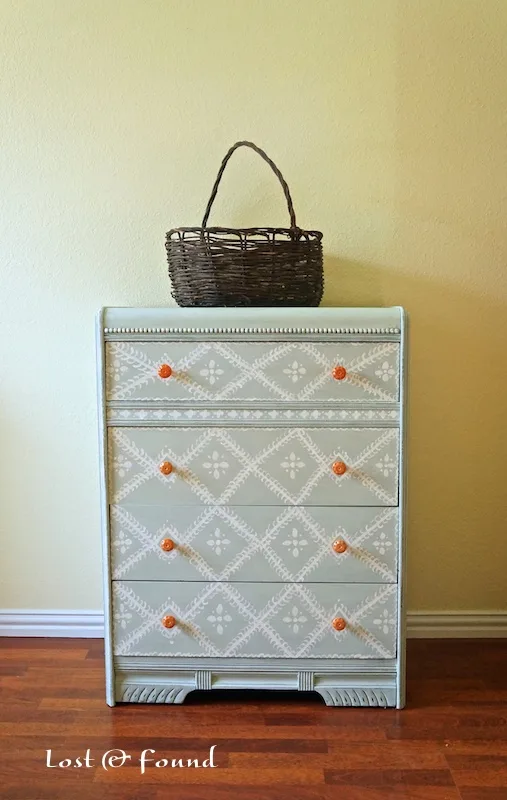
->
[113,656,403,708]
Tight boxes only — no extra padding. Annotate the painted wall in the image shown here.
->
[1,0,506,612]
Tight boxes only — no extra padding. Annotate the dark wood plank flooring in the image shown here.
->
[1,638,507,799]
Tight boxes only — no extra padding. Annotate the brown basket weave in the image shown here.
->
[166,141,323,307]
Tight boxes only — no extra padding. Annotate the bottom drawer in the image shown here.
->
[112,581,397,659]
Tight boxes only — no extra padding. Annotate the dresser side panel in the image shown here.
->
[396,308,408,709]
[96,310,115,706]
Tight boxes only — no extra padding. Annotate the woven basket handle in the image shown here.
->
[201,141,298,229]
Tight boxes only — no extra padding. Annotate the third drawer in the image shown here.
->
[111,504,398,583]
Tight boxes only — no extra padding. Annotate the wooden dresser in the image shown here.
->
[97,307,407,707]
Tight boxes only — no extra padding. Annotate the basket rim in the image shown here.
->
[167,225,323,240]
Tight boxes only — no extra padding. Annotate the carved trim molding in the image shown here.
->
[104,327,401,335]
[195,670,212,690]
[107,407,400,424]
[120,684,191,704]
[315,687,394,707]
[116,680,396,706]
[298,671,315,691]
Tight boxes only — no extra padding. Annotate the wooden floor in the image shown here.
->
[1,639,507,799]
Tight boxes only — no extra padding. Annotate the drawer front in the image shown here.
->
[113,580,397,659]
[106,341,400,404]
[111,505,398,583]
[108,427,399,506]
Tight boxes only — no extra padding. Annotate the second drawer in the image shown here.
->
[108,426,399,506]
[111,504,398,583]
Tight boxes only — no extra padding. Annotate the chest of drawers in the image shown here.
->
[97,307,407,708]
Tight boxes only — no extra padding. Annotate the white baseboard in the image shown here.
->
[0,610,506,639]
[407,611,507,638]
[0,610,104,638]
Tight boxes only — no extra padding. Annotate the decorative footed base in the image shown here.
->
[315,687,393,707]
[120,685,192,704]
[113,660,401,708]
[118,683,396,707]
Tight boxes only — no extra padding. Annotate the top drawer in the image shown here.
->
[106,341,400,404]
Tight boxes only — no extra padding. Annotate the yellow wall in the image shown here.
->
[1,0,506,612]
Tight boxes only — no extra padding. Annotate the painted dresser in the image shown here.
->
[97,307,407,708]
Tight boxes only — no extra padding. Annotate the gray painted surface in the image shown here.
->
[112,580,397,659]
[98,307,406,707]
[108,426,399,506]
[106,341,400,404]
[111,504,398,583]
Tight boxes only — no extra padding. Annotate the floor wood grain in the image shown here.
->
[0,638,506,799]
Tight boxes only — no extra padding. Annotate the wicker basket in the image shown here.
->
[166,141,323,307]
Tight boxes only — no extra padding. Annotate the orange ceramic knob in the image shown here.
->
[333,365,347,381]
[332,617,347,632]
[332,539,348,554]
[332,461,347,476]
[162,615,176,629]
[159,461,173,475]
[160,538,175,552]
[158,364,173,379]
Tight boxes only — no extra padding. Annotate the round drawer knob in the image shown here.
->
[162,615,177,629]
[332,461,347,476]
[159,461,173,475]
[332,365,347,380]
[332,539,348,554]
[160,538,175,552]
[332,617,347,632]
[158,364,173,379]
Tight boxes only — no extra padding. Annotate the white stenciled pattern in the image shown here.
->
[107,407,400,424]
[108,427,399,507]
[283,360,307,383]
[206,603,232,635]
[199,359,224,385]
[375,361,396,382]
[112,581,398,658]
[376,454,396,477]
[105,341,399,403]
[109,358,128,382]
[114,602,132,630]
[373,608,396,635]
[113,530,132,555]
[113,453,132,478]
[283,606,308,633]
[281,451,305,480]
[206,528,230,556]
[372,531,392,556]
[110,505,398,584]
[283,528,309,558]
[202,450,230,480]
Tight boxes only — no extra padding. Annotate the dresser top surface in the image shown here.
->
[101,306,404,331]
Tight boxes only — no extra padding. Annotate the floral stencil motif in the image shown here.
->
[113,453,132,478]
[283,360,307,383]
[109,358,128,383]
[376,454,396,477]
[199,359,224,385]
[373,608,395,635]
[281,452,305,480]
[283,605,308,634]
[203,451,229,479]
[373,531,392,555]
[375,361,396,382]
[114,603,132,629]
[206,603,232,635]
[206,528,231,556]
[113,530,132,555]
[282,527,309,558]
